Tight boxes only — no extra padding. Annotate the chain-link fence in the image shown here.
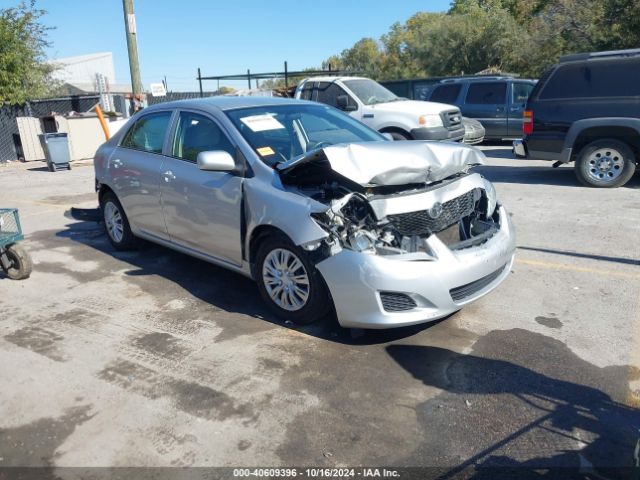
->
[0,95,104,163]
[146,91,219,106]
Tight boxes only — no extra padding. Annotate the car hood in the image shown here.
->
[277,141,485,187]
[368,99,458,115]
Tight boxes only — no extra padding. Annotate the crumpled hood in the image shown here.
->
[277,141,485,186]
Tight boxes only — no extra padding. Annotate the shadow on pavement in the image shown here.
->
[387,328,640,479]
[53,218,441,346]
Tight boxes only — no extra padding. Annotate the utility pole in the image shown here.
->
[122,0,143,97]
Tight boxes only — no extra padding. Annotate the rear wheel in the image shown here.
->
[100,191,136,250]
[255,235,331,325]
[2,244,32,280]
[575,139,636,188]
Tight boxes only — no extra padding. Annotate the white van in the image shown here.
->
[295,76,465,142]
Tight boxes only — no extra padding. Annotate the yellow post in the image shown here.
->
[95,105,111,140]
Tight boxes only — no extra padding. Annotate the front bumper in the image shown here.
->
[411,126,465,142]
[316,206,516,329]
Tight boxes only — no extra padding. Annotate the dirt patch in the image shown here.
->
[97,359,256,422]
[4,326,66,362]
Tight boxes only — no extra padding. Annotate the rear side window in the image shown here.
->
[465,82,507,105]
[299,82,314,100]
[539,59,640,99]
[121,112,172,154]
[430,84,462,104]
[512,83,534,105]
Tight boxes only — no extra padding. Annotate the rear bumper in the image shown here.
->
[316,206,516,329]
[411,126,465,142]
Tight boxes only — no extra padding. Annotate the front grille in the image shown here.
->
[450,264,508,302]
[380,292,417,312]
[387,190,477,236]
[442,109,462,130]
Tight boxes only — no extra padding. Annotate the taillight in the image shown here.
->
[523,110,533,135]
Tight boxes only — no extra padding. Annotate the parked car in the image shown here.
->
[295,76,465,142]
[424,76,537,140]
[462,117,485,145]
[94,97,515,329]
[514,49,640,188]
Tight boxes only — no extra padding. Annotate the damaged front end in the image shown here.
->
[278,141,501,259]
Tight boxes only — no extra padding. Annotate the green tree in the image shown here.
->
[0,1,56,105]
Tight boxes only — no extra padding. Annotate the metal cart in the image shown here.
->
[0,209,32,280]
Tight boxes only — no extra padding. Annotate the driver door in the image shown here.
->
[160,110,243,266]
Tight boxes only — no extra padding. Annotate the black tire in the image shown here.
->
[575,138,636,188]
[100,191,136,250]
[388,131,410,141]
[255,235,332,325]
[2,244,32,280]
[48,163,55,172]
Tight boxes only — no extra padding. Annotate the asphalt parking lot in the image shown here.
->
[1,146,639,476]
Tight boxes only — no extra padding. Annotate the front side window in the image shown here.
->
[512,82,534,105]
[172,112,234,162]
[315,82,356,109]
[343,79,398,105]
[465,82,507,105]
[225,104,384,166]
[430,84,462,104]
[121,111,172,154]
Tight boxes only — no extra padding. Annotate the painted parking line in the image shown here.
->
[516,258,640,279]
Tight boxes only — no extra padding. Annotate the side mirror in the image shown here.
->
[197,150,235,172]
[382,132,394,141]
[337,95,357,112]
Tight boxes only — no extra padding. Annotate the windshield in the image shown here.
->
[343,79,399,105]
[225,103,385,166]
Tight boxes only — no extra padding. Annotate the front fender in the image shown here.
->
[243,177,329,255]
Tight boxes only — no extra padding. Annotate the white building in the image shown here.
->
[48,52,131,94]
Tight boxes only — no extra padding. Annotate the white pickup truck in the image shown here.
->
[295,76,465,142]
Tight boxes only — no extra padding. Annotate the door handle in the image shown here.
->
[112,158,122,169]
[510,106,521,112]
[162,170,176,182]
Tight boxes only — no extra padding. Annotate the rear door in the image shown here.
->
[111,110,173,239]
[507,82,535,137]
[160,110,243,266]
[461,82,508,138]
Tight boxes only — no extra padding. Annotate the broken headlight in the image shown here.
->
[482,178,498,217]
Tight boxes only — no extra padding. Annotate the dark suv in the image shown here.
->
[514,49,640,188]
[424,76,537,140]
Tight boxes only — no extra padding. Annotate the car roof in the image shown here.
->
[559,48,640,63]
[143,95,312,113]
[439,76,536,84]
[300,76,370,83]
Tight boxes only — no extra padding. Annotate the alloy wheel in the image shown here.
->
[262,248,310,311]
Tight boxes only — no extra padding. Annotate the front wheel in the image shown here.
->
[1,244,32,280]
[255,235,332,325]
[575,139,636,188]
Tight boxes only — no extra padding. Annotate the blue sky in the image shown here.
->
[2,0,451,91]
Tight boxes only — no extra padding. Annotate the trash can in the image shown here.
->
[41,133,71,172]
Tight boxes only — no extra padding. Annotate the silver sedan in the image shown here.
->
[94,97,515,329]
